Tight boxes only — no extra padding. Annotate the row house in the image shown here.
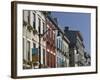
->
[45,16,56,68]
[47,15,70,67]
[23,10,47,69]
[64,27,85,67]
[62,35,70,67]
[56,30,70,67]
[84,52,91,66]
[23,10,87,69]
[23,10,70,69]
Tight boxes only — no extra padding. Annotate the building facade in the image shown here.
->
[47,14,70,68]
[23,10,47,69]
[45,16,56,68]
[22,11,88,69]
[64,27,85,67]
[84,52,91,66]
[56,30,70,67]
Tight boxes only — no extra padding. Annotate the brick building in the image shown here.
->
[45,16,56,68]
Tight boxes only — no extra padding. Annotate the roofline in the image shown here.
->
[47,15,70,43]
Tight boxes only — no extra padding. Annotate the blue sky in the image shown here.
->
[51,12,91,54]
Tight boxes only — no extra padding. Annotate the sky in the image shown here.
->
[51,12,91,54]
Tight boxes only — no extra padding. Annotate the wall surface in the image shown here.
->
[0,0,100,80]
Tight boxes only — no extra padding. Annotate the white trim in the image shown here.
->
[17,3,96,77]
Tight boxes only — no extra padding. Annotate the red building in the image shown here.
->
[45,18,56,68]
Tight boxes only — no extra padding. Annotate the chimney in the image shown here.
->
[64,26,69,31]
[48,11,51,15]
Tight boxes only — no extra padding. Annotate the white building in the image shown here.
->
[23,10,46,69]
[62,35,70,67]
[56,30,70,67]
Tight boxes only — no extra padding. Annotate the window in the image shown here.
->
[57,31,60,36]
[57,39,59,49]
[43,22,45,34]
[48,29,50,38]
[61,59,65,67]
[49,30,51,38]
[47,52,49,66]
[59,39,60,49]
[57,39,59,48]
[33,13,36,29]
[60,40,62,50]
[32,43,38,56]
[43,49,45,65]
[38,18,41,27]
[27,41,30,61]
[57,39,58,48]
[57,57,61,67]
[23,38,25,60]
[59,58,62,67]
[28,11,30,24]
[53,31,55,40]
[38,18,41,33]
[33,43,36,48]
[46,25,49,36]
